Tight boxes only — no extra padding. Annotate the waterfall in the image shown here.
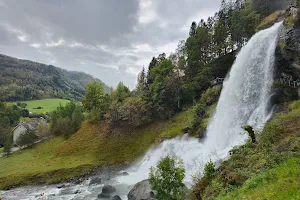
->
[117,22,282,187]
[0,22,282,200]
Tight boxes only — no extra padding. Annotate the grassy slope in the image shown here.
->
[256,11,285,31]
[197,101,300,200]
[20,99,70,113]
[0,108,193,189]
[217,158,300,200]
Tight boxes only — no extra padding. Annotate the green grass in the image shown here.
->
[0,148,3,154]
[216,158,300,200]
[201,103,217,129]
[20,99,70,113]
[256,11,285,31]
[0,108,193,189]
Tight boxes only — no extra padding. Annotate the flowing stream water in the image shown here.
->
[0,22,282,200]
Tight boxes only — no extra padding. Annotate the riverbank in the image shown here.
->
[0,108,193,190]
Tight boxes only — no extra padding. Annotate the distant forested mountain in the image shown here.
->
[0,54,109,101]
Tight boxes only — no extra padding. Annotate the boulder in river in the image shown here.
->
[98,193,111,198]
[89,177,102,185]
[109,195,122,200]
[127,179,156,200]
[56,184,66,189]
[122,172,129,176]
[102,185,116,194]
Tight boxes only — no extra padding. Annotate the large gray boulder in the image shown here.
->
[110,195,122,200]
[102,185,116,194]
[127,180,156,200]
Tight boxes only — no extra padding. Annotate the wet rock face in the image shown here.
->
[127,180,156,200]
[270,0,295,11]
[278,5,300,73]
[283,27,300,68]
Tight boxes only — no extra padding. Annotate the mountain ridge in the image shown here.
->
[0,54,110,102]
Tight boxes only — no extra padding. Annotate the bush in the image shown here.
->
[289,100,300,110]
[149,156,186,200]
[191,103,206,129]
[50,101,84,138]
[199,87,221,107]
[19,103,27,108]
[203,161,216,181]
[109,97,152,128]
[3,136,12,155]
[36,123,49,138]
[16,131,38,147]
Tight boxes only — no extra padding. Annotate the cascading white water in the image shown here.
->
[117,22,282,187]
[0,23,282,200]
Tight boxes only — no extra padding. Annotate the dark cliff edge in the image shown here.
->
[272,4,300,110]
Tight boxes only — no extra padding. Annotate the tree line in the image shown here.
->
[80,0,265,130]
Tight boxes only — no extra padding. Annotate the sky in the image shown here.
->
[0,0,222,89]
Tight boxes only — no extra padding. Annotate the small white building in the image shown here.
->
[12,122,38,143]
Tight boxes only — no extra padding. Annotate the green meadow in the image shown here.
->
[20,99,70,113]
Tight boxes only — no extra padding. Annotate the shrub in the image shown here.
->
[16,131,38,148]
[203,161,216,181]
[36,123,49,137]
[199,87,221,107]
[243,125,256,143]
[109,97,152,128]
[3,136,12,155]
[50,101,84,138]
[19,103,27,108]
[149,156,186,200]
[289,100,300,110]
[191,103,206,129]
[82,81,111,122]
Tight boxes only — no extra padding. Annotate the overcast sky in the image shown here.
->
[0,0,222,88]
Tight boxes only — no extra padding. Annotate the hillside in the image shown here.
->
[0,54,109,101]
[0,108,193,189]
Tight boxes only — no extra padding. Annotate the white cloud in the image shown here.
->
[46,39,65,47]
[138,0,158,25]
[30,43,42,48]
[69,42,84,48]
[17,35,28,42]
[80,60,87,65]
[96,62,119,70]
[133,43,153,52]
[125,66,140,75]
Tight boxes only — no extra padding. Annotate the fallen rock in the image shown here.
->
[110,195,122,200]
[89,177,102,185]
[127,179,156,200]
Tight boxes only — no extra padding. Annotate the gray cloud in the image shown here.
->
[0,0,221,88]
